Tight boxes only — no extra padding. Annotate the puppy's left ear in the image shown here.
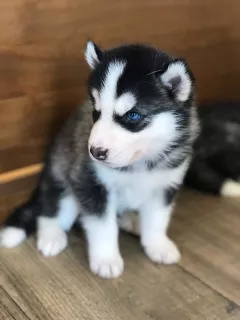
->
[85,40,103,69]
[161,60,194,101]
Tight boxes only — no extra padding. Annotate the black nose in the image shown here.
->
[90,147,108,161]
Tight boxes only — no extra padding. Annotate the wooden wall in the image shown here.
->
[1,0,240,195]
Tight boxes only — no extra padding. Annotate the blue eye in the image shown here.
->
[127,111,141,121]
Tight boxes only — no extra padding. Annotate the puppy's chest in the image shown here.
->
[104,170,170,211]
[95,162,188,211]
[117,178,153,210]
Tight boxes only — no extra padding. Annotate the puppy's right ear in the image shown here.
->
[85,40,103,69]
[161,59,194,102]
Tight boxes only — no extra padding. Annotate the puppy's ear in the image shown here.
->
[161,60,193,101]
[85,40,103,69]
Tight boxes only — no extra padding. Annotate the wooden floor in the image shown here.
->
[1,189,240,320]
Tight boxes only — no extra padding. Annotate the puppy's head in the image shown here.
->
[85,41,195,169]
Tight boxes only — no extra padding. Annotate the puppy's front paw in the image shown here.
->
[37,227,67,257]
[143,236,181,264]
[89,253,124,279]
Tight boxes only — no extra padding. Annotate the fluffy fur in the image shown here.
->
[0,41,199,278]
[184,101,240,196]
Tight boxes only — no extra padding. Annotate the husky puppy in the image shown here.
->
[0,41,199,278]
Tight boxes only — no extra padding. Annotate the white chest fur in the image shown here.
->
[94,159,189,212]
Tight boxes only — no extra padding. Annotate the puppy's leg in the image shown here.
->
[81,204,123,279]
[139,187,180,264]
[37,180,79,257]
[73,163,123,278]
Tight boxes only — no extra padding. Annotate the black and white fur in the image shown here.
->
[184,101,240,197]
[0,42,199,278]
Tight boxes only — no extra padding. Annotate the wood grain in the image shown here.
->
[1,0,240,172]
[1,234,239,320]
[0,174,38,198]
[0,287,29,320]
[0,189,32,224]
[172,190,240,305]
[1,188,240,319]
[0,163,42,184]
[119,190,240,305]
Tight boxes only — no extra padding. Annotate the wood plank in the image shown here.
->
[1,182,240,308]
[0,88,85,173]
[0,189,32,224]
[0,164,42,184]
[116,191,240,306]
[119,191,240,306]
[1,0,240,171]
[1,234,239,320]
[1,183,240,318]
[0,174,38,199]
[0,166,40,221]
[0,287,29,320]
[171,190,240,305]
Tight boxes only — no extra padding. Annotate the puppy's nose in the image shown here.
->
[90,147,108,161]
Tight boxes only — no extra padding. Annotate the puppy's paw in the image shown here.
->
[0,227,26,248]
[143,236,181,264]
[89,253,124,279]
[37,227,67,257]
